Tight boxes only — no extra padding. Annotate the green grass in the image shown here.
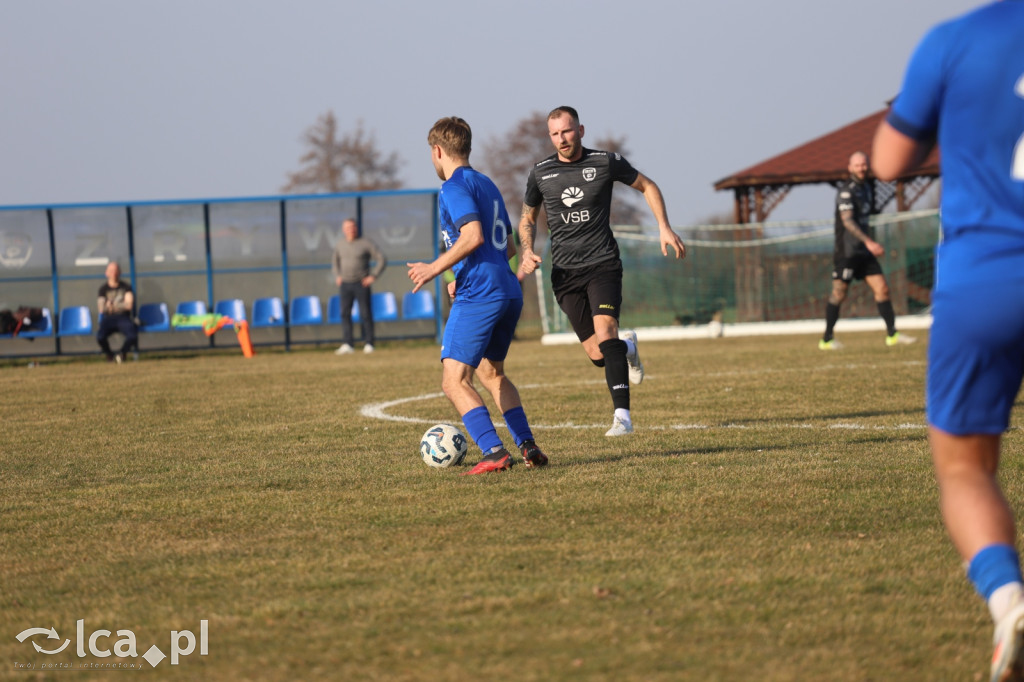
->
[0,331,1012,680]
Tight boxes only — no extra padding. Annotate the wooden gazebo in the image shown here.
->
[713,107,940,223]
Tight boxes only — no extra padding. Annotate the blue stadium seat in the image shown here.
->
[402,290,435,320]
[327,295,341,324]
[289,295,323,326]
[214,298,246,323]
[328,295,362,324]
[251,297,285,328]
[138,302,171,332]
[58,306,93,336]
[18,308,53,338]
[174,300,208,330]
[372,292,398,321]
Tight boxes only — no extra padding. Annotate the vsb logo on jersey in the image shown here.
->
[561,187,584,207]
[582,168,596,182]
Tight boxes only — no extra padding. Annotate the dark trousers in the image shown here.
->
[97,313,138,357]
[340,281,374,345]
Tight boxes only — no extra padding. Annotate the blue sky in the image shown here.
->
[0,0,979,224]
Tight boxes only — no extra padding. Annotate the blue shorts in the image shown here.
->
[928,284,1024,435]
[441,297,522,367]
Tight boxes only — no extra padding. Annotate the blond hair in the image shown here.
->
[427,116,472,159]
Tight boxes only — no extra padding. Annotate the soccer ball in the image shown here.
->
[420,423,468,468]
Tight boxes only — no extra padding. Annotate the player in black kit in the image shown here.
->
[517,106,686,437]
[819,151,915,350]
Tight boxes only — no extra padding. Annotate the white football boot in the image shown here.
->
[622,329,644,385]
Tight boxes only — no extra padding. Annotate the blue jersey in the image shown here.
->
[438,166,521,303]
[887,1,1024,289]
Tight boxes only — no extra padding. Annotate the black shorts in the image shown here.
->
[832,253,884,282]
[551,259,623,342]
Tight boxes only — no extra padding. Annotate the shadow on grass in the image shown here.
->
[580,441,792,466]
[574,428,928,467]
[713,406,926,426]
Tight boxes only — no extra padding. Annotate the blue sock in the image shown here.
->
[968,544,1024,600]
[462,406,503,454]
[503,406,534,448]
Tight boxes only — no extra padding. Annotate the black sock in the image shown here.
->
[877,300,896,336]
[823,303,840,342]
[599,339,630,411]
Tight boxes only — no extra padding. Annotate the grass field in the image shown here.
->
[1,329,1017,681]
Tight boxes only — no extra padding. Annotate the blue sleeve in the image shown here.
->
[888,24,948,141]
[444,181,482,229]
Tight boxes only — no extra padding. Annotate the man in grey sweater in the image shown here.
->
[331,218,386,354]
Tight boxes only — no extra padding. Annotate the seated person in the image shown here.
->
[97,262,138,362]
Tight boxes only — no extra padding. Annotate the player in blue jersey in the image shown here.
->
[408,116,548,475]
[872,3,1024,680]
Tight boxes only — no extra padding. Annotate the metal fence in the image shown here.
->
[0,189,442,357]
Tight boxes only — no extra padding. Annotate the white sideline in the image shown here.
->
[540,314,933,345]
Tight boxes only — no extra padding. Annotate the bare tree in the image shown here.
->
[282,111,403,193]
[479,111,645,234]
[479,112,553,217]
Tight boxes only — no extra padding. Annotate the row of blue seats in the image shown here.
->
[4,291,437,338]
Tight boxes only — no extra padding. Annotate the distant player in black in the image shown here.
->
[819,151,915,350]
[518,106,686,437]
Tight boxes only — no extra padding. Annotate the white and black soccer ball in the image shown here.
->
[420,423,468,469]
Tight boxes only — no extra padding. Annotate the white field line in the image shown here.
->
[359,367,929,431]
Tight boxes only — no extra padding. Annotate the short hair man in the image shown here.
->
[332,218,386,355]
[407,116,547,474]
[871,2,1024,678]
[96,262,137,363]
[819,151,915,350]
[517,106,686,437]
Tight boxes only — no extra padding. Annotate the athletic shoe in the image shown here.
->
[334,343,354,355]
[520,439,548,468]
[818,339,844,351]
[364,343,374,354]
[114,354,123,365]
[885,332,917,346]
[622,329,644,385]
[605,415,634,437]
[991,600,1024,682]
[461,448,516,476]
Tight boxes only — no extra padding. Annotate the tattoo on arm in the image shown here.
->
[519,204,538,251]
[841,210,872,243]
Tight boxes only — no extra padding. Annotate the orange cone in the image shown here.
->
[236,320,255,358]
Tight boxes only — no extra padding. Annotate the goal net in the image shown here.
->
[535,209,939,334]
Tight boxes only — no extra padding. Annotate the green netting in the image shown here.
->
[536,210,940,333]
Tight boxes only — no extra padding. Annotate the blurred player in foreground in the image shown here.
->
[408,116,547,475]
[872,2,1024,679]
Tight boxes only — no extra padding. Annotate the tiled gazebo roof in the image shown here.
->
[713,107,940,222]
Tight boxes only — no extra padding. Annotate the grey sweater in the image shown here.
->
[331,237,386,283]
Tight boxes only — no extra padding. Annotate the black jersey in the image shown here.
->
[834,177,875,261]
[524,147,639,270]
[98,280,133,318]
